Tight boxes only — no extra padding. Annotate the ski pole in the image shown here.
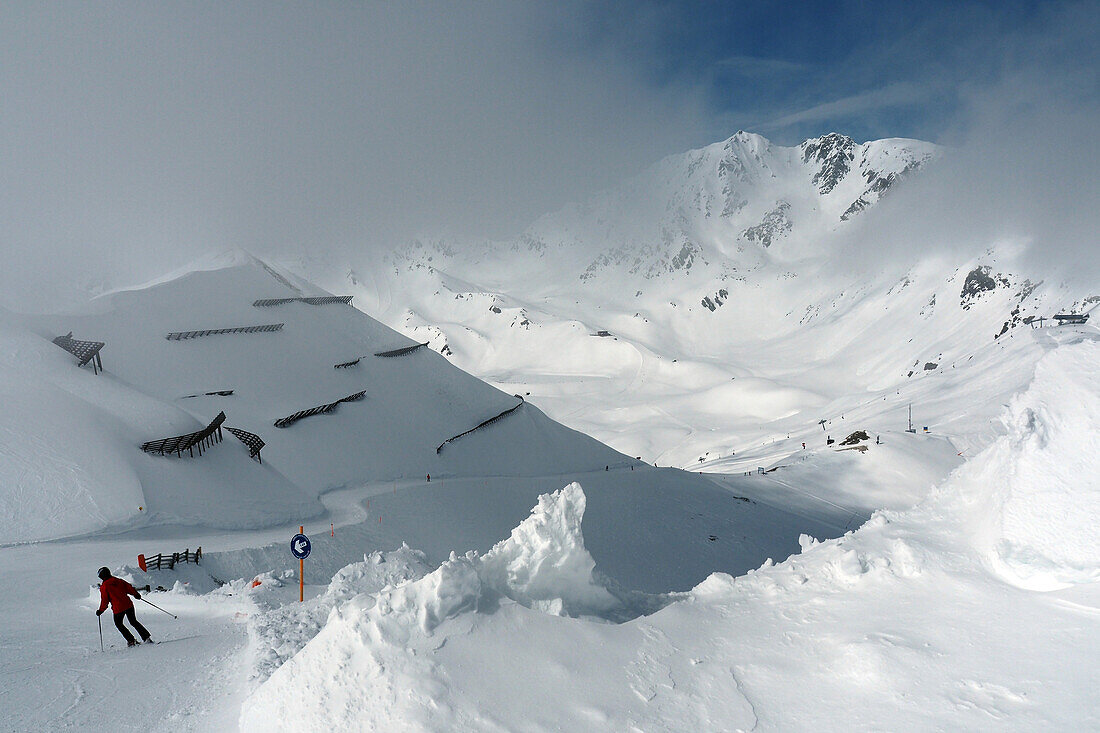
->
[98,615,104,652]
[139,596,178,619]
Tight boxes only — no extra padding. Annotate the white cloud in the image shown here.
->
[0,2,711,309]
[762,82,936,131]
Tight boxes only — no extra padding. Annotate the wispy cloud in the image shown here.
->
[712,55,808,77]
[759,82,939,132]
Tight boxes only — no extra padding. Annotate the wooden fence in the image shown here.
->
[225,427,266,462]
[141,412,226,457]
[166,324,283,340]
[437,398,524,454]
[139,547,202,571]
[52,332,105,374]
[253,296,353,307]
[274,390,366,428]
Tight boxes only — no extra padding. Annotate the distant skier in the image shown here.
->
[426,474,430,482]
[95,567,152,647]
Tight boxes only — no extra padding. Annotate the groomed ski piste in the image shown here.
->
[1,253,1097,731]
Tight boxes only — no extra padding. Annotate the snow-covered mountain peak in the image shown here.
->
[800,132,857,194]
[380,130,941,292]
[305,127,1100,474]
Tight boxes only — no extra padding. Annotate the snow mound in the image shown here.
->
[478,482,618,615]
[377,482,618,629]
[962,339,1100,589]
[0,370,144,543]
[363,482,616,639]
[240,483,617,730]
[246,545,433,683]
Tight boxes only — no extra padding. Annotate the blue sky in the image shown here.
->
[566,0,1096,145]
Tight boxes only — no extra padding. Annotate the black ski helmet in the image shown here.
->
[97,567,111,580]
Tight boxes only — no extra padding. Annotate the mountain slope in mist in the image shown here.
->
[2,255,848,596]
[290,131,1096,468]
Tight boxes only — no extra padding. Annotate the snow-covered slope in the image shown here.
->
[3,130,1097,731]
[2,254,852,598]
[0,299,316,542]
[285,131,1094,473]
[1,254,627,542]
[241,335,1100,731]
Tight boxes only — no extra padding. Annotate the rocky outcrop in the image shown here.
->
[741,201,792,248]
[801,133,856,194]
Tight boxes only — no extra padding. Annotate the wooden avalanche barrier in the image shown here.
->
[166,324,283,340]
[437,399,524,454]
[226,427,266,462]
[274,391,366,428]
[374,342,428,357]
[52,332,106,374]
[253,296,353,307]
[141,412,226,457]
[180,389,235,398]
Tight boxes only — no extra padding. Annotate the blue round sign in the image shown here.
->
[291,533,311,559]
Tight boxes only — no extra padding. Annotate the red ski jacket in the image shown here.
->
[98,577,139,614]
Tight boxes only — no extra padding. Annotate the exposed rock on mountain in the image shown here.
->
[741,201,792,248]
[960,266,1010,309]
[801,132,855,194]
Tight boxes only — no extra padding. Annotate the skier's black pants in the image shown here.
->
[113,607,150,644]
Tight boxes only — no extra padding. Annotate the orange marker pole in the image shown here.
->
[299,525,304,603]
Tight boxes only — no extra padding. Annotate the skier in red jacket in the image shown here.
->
[96,567,152,646]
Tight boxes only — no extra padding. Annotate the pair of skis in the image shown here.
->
[98,594,177,652]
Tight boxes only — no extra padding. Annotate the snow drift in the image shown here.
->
[240,483,622,730]
[959,338,1100,589]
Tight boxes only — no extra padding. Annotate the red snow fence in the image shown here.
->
[138,547,202,572]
